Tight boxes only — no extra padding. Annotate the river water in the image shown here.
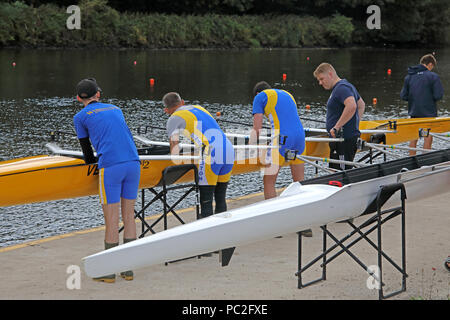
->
[0,48,449,247]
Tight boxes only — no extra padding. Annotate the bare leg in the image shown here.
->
[121,198,137,241]
[409,139,418,156]
[102,202,120,244]
[263,164,280,199]
[423,135,433,150]
[290,163,304,182]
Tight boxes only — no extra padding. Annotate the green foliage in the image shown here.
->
[0,0,448,48]
[76,0,121,46]
[0,2,18,45]
[325,14,354,45]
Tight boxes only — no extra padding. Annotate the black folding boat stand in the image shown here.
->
[296,183,407,300]
[119,164,200,238]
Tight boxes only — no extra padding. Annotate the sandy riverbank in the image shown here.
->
[0,190,448,300]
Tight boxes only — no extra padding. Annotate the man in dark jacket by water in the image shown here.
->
[400,54,444,155]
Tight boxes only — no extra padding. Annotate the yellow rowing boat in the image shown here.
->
[1,117,449,207]
[0,153,263,207]
[305,117,450,157]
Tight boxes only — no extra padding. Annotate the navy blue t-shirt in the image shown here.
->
[73,101,139,169]
[326,79,361,139]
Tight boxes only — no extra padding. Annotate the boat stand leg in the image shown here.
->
[119,165,200,241]
[295,183,408,299]
[377,185,407,300]
[297,225,327,288]
[141,189,145,234]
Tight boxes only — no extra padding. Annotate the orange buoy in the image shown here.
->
[216,111,221,117]
[149,78,155,86]
[305,104,311,110]
[373,98,377,105]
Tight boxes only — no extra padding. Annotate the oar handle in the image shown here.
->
[216,118,271,130]
[300,116,326,124]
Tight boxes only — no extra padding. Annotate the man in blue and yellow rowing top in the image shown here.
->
[74,78,140,283]
[251,81,306,200]
[162,92,235,220]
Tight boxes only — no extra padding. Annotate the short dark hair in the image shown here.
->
[253,81,271,96]
[76,78,101,99]
[420,54,437,67]
[162,92,182,108]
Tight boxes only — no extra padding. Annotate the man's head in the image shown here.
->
[313,63,338,90]
[420,54,437,71]
[76,78,101,103]
[253,81,271,97]
[162,92,184,115]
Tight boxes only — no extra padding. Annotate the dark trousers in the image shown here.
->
[329,136,358,170]
[199,182,228,218]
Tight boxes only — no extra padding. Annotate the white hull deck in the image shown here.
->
[83,160,450,278]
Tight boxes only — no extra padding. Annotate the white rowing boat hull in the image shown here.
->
[83,162,450,278]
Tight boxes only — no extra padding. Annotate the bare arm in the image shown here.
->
[169,133,181,155]
[250,113,264,144]
[357,97,365,119]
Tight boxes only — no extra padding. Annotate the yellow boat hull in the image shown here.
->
[1,117,449,207]
[0,154,265,207]
[360,117,450,145]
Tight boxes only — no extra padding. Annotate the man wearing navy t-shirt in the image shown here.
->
[314,63,365,170]
[74,78,140,283]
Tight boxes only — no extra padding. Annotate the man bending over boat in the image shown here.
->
[313,63,365,170]
[400,53,444,155]
[251,81,306,199]
[74,78,140,283]
[162,92,235,223]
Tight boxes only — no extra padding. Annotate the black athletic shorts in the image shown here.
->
[328,136,359,170]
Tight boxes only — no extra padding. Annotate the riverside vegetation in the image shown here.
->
[0,0,449,49]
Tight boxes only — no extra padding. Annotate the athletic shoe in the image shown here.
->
[93,274,116,283]
[120,270,134,281]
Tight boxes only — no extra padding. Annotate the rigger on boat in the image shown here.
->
[0,117,449,207]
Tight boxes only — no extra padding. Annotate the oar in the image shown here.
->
[134,135,277,150]
[429,132,450,142]
[433,132,450,138]
[299,155,368,168]
[373,117,450,131]
[45,143,200,161]
[217,112,326,125]
[46,143,85,158]
[299,116,326,124]
[296,156,339,174]
[305,128,395,135]
[360,143,402,159]
[134,136,194,150]
[363,142,434,153]
[216,118,271,130]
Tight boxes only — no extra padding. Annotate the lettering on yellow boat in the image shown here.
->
[87,164,99,176]
[142,160,150,169]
